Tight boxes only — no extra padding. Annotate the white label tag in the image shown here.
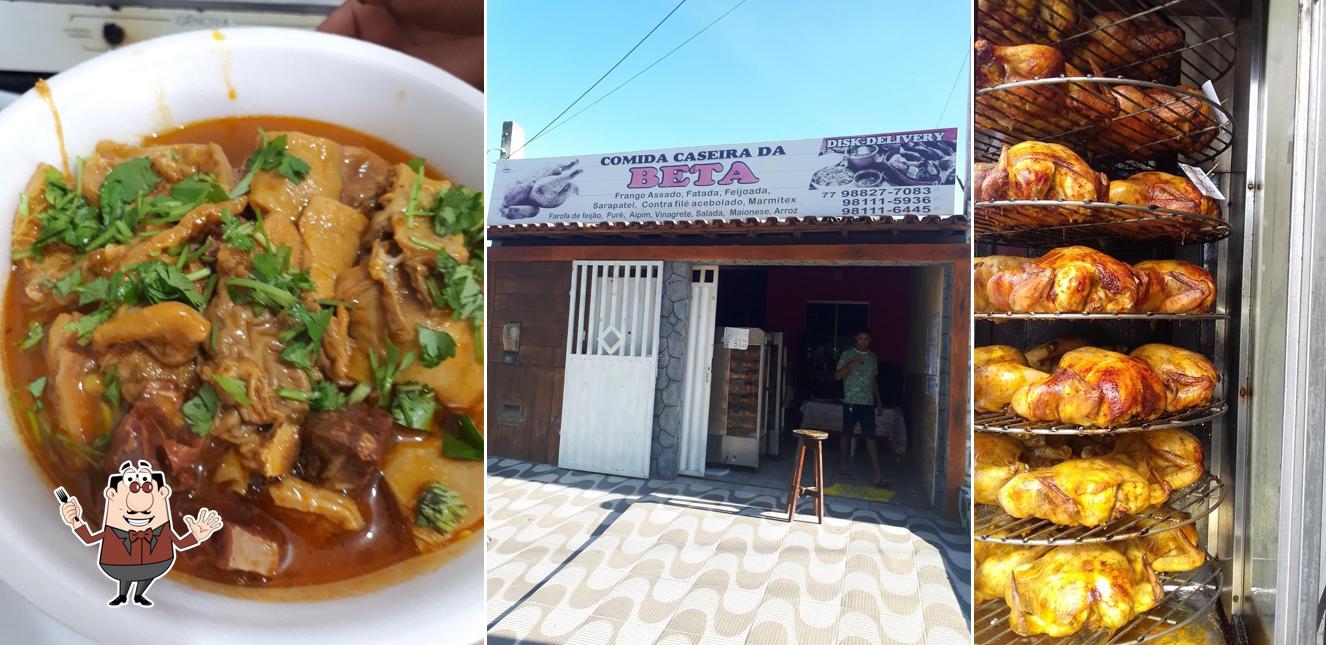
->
[1201,80,1230,125]
[1179,162,1227,201]
[722,327,750,350]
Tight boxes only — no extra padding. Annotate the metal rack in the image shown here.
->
[975,472,1226,544]
[976,0,1237,87]
[975,77,1235,173]
[974,200,1230,247]
[973,563,1223,644]
[974,401,1227,435]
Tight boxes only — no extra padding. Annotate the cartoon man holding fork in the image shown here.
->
[57,460,222,607]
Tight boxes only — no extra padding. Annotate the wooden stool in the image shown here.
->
[786,429,828,524]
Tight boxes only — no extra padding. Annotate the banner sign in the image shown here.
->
[487,127,958,225]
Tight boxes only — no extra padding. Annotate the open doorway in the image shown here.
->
[684,264,949,510]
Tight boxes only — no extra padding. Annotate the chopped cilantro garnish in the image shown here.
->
[417,325,456,368]
[443,413,483,461]
[19,322,44,350]
[279,380,347,412]
[103,365,121,409]
[228,131,310,199]
[212,374,252,406]
[26,376,46,400]
[182,384,219,436]
[389,382,437,430]
[369,338,415,409]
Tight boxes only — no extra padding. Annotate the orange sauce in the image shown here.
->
[33,80,69,175]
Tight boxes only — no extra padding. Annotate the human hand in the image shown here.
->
[60,497,82,527]
[184,507,223,542]
[320,0,483,89]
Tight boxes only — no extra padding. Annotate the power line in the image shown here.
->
[511,0,689,157]
[537,0,749,143]
[935,49,970,128]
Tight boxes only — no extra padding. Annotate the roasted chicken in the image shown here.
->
[977,0,1078,44]
[1137,516,1206,572]
[1109,171,1221,218]
[986,246,1142,314]
[1011,347,1167,426]
[1024,337,1090,372]
[1129,344,1220,412]
[1134,260,1217,314]
[1097,84,1219,157]
[975,433,1029,505]
[975,541,1050,604]
[1006,543,1163,637]
[975,344,1029,367]
[976,362,1050,413]
[997,456,1153,526]
[1111,429,1206,493]
[975,255,1033,312]
[976,142,1109,206]
[1071,11,1185,82]
[974,41,1067,133]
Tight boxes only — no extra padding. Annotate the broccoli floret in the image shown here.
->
[416,482,469,535]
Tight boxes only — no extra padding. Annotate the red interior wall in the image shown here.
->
[763,266,911,368]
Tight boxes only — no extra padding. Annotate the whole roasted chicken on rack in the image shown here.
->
[1096,83,1220,156]
[1109,170,1222,218]
[974,433,1030,505]
[1010,346,1167,426]
[977,534,1204,637]
[974,255,1033,313]
[974,345,1050,413]
[974,40,1067,134]
[997,456,1154,526]
[975,142,1110,208]
[984,246,1142,314]
[1130,343,1221,412]
[977,0,1079,44]
[1133,259,1217,314]
[1070,11,1185,82]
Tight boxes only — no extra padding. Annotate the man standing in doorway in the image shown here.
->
[835,330,888,487]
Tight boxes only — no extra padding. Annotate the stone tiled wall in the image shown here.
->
[650,262,691,479]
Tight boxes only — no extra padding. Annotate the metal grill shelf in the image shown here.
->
[973,562,1222,643]
[974,401,1227,436]
[975,77,1234,175]
[975,200,1230,247]
[976,311,1227,321]
[976,0,1237,87]
[975,472,1225,545]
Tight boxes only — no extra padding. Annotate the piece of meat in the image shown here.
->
[378,163,469,303]
[987,246,1142,314]
[209,411,301,480]
[268,476,365,531]
[80,141,238,202]
[330,263,385,385]
[45,313,104,446]
[205,287,310,428]
[1010,347,1167,427]
[102,385,202,491]
[99,343,201,406]
[974,255,1033,313]
[215,520,281,577]
[113,198,247,270]
[340,146,393,213]
[298,196,368,301]
[91,302,211,367]
[300,404,393,492]
[249,132,344,220]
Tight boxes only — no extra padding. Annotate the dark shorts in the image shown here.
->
[842,404,877,439]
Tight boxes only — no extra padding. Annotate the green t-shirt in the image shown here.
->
[837,348,878,405]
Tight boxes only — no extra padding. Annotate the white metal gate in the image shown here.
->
[678,266,719,477]
[558,261,664,478]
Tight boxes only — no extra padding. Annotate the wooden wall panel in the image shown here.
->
[487,260,572,465]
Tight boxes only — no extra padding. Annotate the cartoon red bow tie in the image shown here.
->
[130,529,154,542]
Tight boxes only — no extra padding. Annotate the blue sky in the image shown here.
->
[485,0,970,204]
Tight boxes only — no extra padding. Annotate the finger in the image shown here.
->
[318,1,361,37]
[397,38,484,88]
[368,0,482,34]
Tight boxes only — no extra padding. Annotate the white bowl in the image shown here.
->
[0,28,483,644]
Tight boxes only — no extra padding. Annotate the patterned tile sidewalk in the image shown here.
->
[486,458,970,645]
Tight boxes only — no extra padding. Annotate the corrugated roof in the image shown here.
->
[488,213,969,238]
